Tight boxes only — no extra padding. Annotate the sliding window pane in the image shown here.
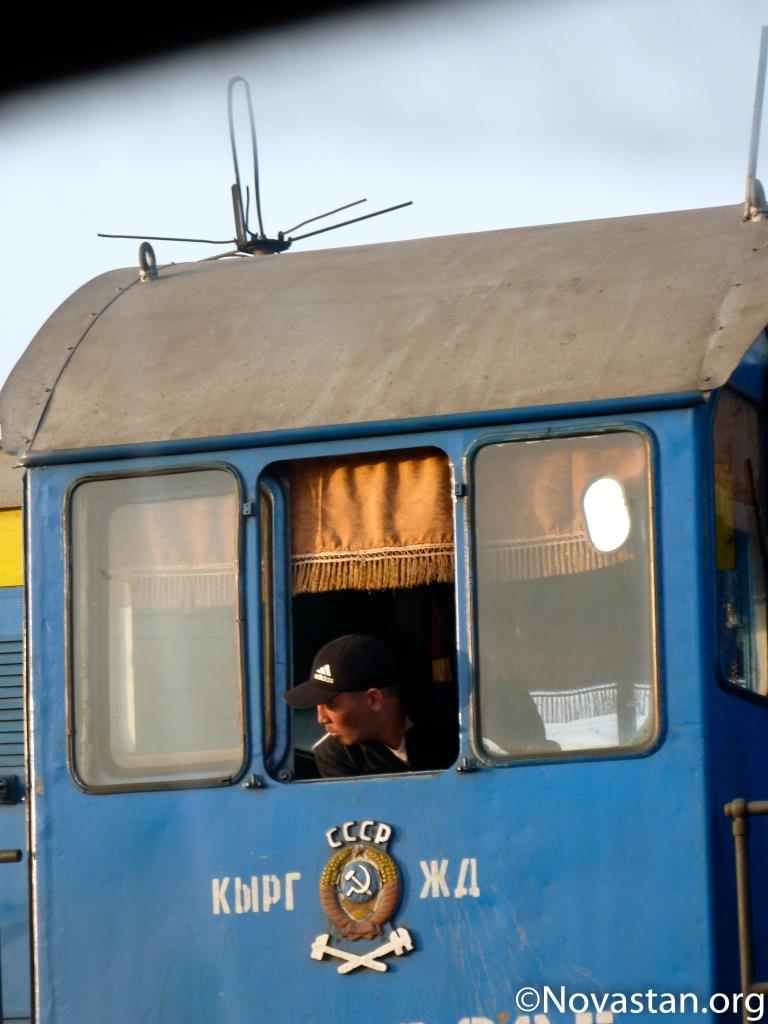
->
[70,470,244,788]
[474,432,655,758]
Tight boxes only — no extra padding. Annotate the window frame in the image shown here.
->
[258,442,459,784]
[64,462,248,794]
[466,423,661,767]
[259,475,293,773]
[711,386,768,705]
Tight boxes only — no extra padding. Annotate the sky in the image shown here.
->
[1,0,767,393]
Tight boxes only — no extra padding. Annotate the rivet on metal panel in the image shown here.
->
[456,757,479,773]
[277,769,293,783]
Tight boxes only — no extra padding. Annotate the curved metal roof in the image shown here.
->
[3,204,768,458]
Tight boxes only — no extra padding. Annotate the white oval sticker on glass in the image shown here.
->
[583,476,631,552]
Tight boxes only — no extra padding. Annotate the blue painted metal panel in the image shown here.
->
[24,412,736,1023]
[0,587,29,1022]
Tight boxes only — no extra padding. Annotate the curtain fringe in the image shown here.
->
[109,568,235,609]
[292,545,455,595]
[478,531,632,582]
[530,682,651,724]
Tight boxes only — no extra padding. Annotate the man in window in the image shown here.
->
[283,634,455,777]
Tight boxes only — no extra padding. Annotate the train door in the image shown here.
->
[0,497,29,1024]
[28,462,255,1023]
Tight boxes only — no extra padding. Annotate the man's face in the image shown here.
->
[317,691,378,746]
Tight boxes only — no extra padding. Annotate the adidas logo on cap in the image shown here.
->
[313,664,334,685]
[283,634,398,709]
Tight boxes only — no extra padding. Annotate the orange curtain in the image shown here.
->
[290,450,454,593]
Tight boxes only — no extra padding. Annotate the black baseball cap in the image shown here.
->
[283,634,398,709]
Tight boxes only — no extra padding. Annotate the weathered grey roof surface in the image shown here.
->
[0,451,23,508]
[3,204,768,457]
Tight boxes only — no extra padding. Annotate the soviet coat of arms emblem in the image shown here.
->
[311,820,413,974]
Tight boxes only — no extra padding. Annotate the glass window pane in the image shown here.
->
[474,432,655,758]
[70,470,244,788]
[714,390,768,694]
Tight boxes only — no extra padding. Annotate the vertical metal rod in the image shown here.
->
[231,185,246,249]
[731,802,754,1024]
[227,76,265,239]
[746,27,768,207]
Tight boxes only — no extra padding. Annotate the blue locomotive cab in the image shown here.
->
[3,204,768,1023]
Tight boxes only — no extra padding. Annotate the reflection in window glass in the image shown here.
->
[474,432,655,758]
[714,390,767,695]
[583,477,631,552]
[70,470,244,788]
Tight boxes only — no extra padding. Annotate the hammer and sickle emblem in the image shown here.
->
[343,863,373,896]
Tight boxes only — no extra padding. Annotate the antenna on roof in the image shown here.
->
[228,76,266,242]
[99,77,413,257]
[745,26,768,221]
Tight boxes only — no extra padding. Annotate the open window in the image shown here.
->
[472,431,657,759]
[263,447,458,780]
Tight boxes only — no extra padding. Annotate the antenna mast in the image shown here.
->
[99,76,412,257]
[228,76,266,240]
[745,26,768,221]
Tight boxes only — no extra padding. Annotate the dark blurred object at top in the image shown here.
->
[3,1,420,97]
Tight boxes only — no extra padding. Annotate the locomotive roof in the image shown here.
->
[2,203,768,458]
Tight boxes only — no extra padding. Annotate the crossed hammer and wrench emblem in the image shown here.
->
[310,927,413,973]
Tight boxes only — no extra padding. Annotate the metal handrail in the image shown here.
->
[724,799,768,1022]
